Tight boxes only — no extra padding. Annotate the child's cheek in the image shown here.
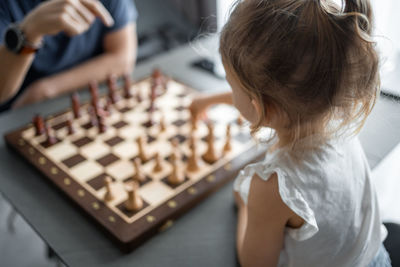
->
[232,92,258,124]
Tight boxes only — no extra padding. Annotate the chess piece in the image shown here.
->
[202,122,218,164]
[159,115,166,132]
[124,181,143,211]
[123,73,132,99]
[67,118,75,135]
[152,68,167,92]
[88,109,98,127]
[89,80,99,106]
[168,154,185,185]
[71,92,81,119]
[133,158,146,183]
[104,176,115,202]
[44,123,57,146]
[171,138,180,160]
[223,124,232,154]
[153,152,163,172]
[108,74,119,104]
[33,114,45,136]
[187,135,199,172]
[104,98,112,113]
[136,137,148,162]
[97,115,107,133]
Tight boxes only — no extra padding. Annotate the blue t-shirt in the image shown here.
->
[0,0,137,112]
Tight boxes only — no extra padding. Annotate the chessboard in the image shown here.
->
[4,70,266,251]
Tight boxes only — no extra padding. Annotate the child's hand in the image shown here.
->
[234,190,245,208]
[189,94,211,122]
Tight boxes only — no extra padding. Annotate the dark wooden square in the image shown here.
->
[172,119,186,127]
[141,120,154,128]
[62,154,86,168]
[123,175,152,187]
[161,175,189,189]
[147,135,156,144]
[112,121,128,129]
[119,107,131,113]
[87,173,116,191]
[168,134,186,144]
[40,138,61,148]
[81,121,95,130]
[104,136,124,147]
[116,199,150,218]
[52,121,68,130]
[72,136,93,147]
[96,153,120,167]
[174,106,186,112]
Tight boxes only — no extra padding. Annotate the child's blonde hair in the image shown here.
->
[220,0,380,148]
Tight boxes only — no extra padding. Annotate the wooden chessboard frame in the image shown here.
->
[4,77,266,252]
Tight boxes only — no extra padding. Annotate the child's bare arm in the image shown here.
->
[237,173,293,267]
[189,91,233,121]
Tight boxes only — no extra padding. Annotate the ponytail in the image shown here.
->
[343,0,373,34]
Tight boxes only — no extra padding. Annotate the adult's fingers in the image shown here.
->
[80,0,114,27]
[64,4,90,30]
[59,12,86,36]
[65,0,96,25]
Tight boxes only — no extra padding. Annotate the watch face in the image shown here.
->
[5,25,22,53]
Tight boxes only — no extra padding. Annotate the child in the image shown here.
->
[190,0,391,266]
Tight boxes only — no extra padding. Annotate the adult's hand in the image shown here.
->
[20,0,114,44]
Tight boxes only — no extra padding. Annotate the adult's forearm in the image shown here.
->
[0,46,36,103]
[45,51,135,97]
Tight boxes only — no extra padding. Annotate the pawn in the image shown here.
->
[124,181,143,212]
[133,158,146,183]
[153,152,163,172]
[202,122,217,164]
[171,138,180,160]
[107,74,119,104]
[168,154,185,185]
[71,92,81,119]
[223,124,232,154]
[67,118,75,135]
[123,73,132,99]
[45,123,57,146]
[104,176,115,202]
[136,137,148,162]
[159,115,166,132]
[187,135,199,172]
[97,115,107,133]
[33,114,45,136]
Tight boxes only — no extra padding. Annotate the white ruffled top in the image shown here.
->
[233,136,385,267]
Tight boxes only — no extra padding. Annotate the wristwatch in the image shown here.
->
[3,23,42,54]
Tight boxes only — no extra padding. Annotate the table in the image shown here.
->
[1,36,399,267]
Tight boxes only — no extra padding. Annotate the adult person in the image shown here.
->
[0,0,138,112]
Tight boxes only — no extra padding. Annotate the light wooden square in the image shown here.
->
[46,141,78,162]
[69,160,103,183]
[80,141,110,160]
[113,140,138,159]
[106,160,134,181]
[139,181,174,206]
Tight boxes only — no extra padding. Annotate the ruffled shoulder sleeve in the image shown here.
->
[233,159,319,241]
